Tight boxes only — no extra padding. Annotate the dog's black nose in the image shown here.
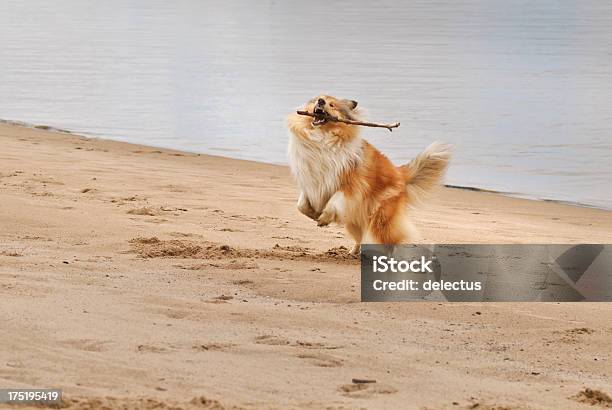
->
[317,98,325,106]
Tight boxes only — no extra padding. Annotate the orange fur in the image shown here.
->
[287,95,451,254]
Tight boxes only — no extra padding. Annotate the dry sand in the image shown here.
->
[0,122,611,409]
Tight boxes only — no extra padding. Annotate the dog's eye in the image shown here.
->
[330,103,335,108]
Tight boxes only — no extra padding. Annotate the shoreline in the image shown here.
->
[1,121,611,409]
[2,117,609,212]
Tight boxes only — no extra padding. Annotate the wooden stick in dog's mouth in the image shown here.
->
[296,110,400,132]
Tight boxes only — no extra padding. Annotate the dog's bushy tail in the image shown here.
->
[400,142,451,205]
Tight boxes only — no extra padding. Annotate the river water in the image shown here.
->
[1,0,611,208]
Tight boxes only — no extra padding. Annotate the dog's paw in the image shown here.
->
[317,212,333,227]
[297,205,320,221]
[310,211,322,221]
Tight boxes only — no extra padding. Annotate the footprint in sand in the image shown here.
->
[192,342,236,352]
[338,382,398,397]
[254,335,291,346]
[293,340,343,350]
[111,195,147,204]
[158,184,188,192]
[136,343,173,353]
[297,352,343,368]
[143,218,169,224]
[127,207,159,216]
[30,191,54,197]
[159,308,191,319]
[208,260,258,270]
[30,176,65,186]
[62,339,110,352]
[232,279,254,285]
[0,250,23,257]
[168,232,202,238]
[271,236,306,243]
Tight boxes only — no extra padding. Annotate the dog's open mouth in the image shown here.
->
[312,107,327,126]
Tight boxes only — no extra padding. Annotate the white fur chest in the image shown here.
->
[288,129,362,212]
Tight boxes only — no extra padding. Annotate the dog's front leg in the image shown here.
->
[317,191,344,227]
[297,192,319,221]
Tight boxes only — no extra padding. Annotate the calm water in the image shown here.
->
[1,1,611,209]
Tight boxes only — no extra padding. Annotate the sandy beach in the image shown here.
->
[1,122,611,409]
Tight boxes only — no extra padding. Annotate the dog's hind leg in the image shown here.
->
[365,195,412,245]
[345,222,363,255]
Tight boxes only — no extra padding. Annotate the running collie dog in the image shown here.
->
[287,95,451,255]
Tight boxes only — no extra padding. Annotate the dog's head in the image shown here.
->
[288,94,361,142]
[304,95,359,127]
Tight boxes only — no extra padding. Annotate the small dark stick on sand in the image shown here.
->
[352,378,377,384]
[296,110,400,132]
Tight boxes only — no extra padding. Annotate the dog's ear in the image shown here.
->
[343,99,358,110]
